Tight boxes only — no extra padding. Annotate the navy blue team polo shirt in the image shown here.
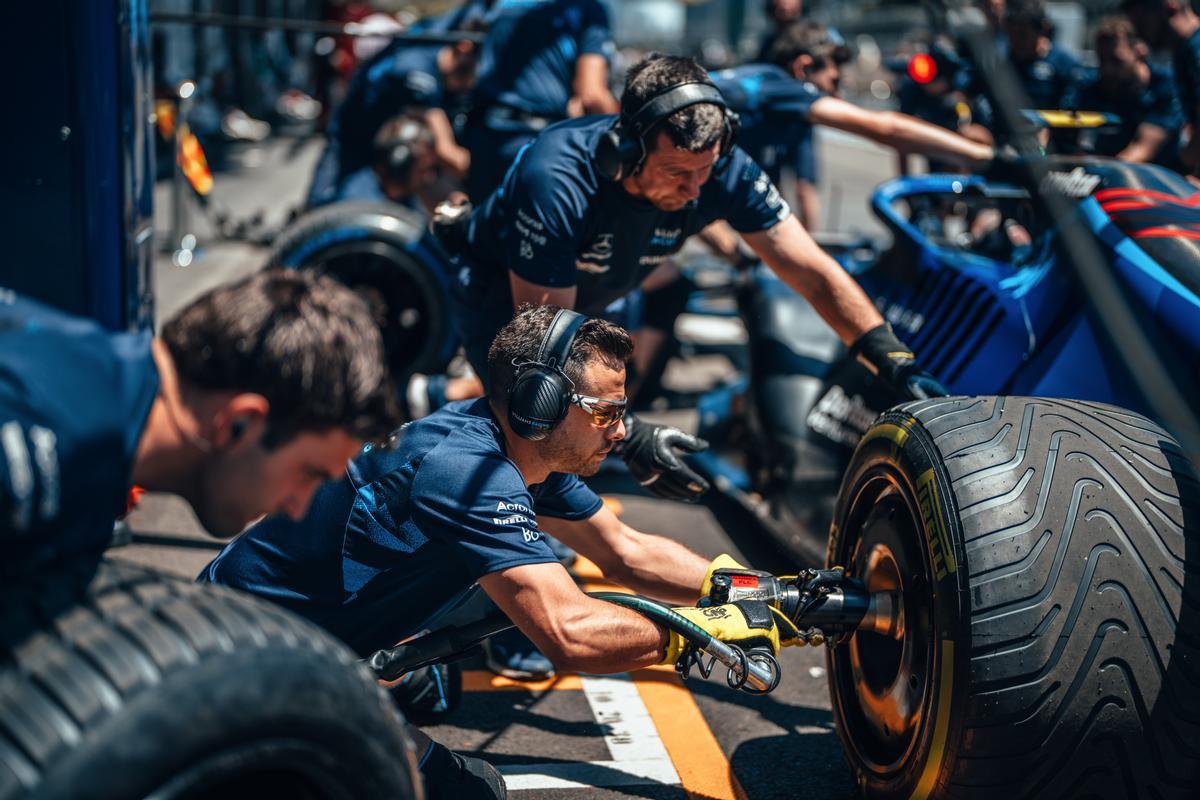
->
[710,64,825,184]
[0,291,159,577]
[306,44,444,208]
[199,398,602,655]
[1067,64,1184,166]
[457,115,791,322]
[472,0,614,119]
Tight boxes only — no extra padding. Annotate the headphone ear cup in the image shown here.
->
[507,368,572,441]
[722,111,740,157]
[595,126,643,182]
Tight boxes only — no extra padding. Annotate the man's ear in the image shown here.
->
[790,54,813,80]
[1135,40,1150,60]
[216,393,269,447]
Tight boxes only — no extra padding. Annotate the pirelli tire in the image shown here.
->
[827,396,1200,799]
[0,558,421,800]
[267,202,456,380]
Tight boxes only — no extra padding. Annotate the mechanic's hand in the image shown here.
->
[660,601,782,665]
[429,197,473,254]
[849,323,949,402]
[616,414,710,502]
[700,553,747,599]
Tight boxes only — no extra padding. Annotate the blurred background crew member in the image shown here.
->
[1067,16,1184,166]
[713,22,993,231]
[1122,0,1200,174]
[456,0,619,201]
[306,36,477,209]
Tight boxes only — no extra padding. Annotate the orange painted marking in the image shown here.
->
[572,555,606,581]
[461,670,583,692]
[633,667,747,800]
[601,496,624,516]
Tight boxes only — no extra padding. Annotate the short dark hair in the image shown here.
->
[487,304,634,413]
[621,55,727,153]
[162,269,401,448]
[766,21,852,71]
[1005,0,1049,30]
[372,113,434,178]
[1095,15,1138,48]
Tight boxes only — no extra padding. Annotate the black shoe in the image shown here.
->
[421,741,506,800]
[483,628,555,681]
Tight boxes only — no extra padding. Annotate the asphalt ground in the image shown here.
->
[115,128,901,798]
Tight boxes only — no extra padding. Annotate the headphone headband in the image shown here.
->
[624,81,728,141]
[538,308,586,370]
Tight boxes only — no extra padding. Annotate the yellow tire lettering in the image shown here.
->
[916,469,956,580]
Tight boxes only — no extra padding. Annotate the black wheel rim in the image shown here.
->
[308,238,445,379]
[830,465,938,779]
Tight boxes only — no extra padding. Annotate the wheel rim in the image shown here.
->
[309,238,446,378]
[830,466,937,779]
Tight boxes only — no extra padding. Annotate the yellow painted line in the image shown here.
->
[633,666,748,800]
[461,670,584,692]
[572,554,606,581]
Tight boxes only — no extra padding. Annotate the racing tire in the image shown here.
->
[827,396,1200,799]
[267,202,456,380]
[0,557,421,800]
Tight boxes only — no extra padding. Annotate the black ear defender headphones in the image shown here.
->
[594,80,740,182]
[507,309,587,441]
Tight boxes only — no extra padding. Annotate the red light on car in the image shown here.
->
[908,53,937,84]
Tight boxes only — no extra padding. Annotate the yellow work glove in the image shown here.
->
[699,553,747,600]
[659,600,782,665]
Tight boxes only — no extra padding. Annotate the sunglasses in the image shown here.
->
[569,393,627,428]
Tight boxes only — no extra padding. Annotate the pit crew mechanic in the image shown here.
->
[0,269,400,580]
[709,21,995,251]
[447,0,619,201]
[199,305,795,800]
[438,54,949,502]
[305,35,477,209]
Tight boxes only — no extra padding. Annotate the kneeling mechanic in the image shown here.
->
[199,305,798,799]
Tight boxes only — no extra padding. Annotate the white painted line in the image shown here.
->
[581,674,676,767]
[500,758,681,791]
[498,673,681,792]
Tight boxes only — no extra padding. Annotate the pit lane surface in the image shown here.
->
[117,129,896,798]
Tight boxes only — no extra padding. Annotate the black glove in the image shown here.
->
[615,414,710,502]
[850,323,949,401]
[428,198,473,255]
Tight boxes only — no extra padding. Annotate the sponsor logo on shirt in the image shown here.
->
[577,232,615,274]
[650,227,681,247]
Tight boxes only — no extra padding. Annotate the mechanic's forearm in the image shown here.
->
[606,533,711,605]
[540,598,668,673]
[753,220,884,344]
[891,112,993,170]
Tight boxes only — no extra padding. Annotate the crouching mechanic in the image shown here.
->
[199,305,799,800]
[1,269,400,578]
[435,54,948,505]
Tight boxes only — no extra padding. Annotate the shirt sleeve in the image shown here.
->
[706,146,792,233]
[532,472,603,520]
[578,0,615,60]
[502,142,590,288]
[1146,71,1184,133]
[411,446,558,580]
